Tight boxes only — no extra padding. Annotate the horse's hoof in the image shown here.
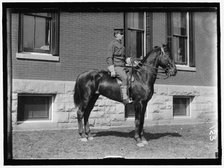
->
[88,137,94,141]
[80,137,88,142]
[137,142,144,147]
[142,140,148,145]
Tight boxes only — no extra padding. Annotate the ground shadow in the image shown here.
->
[92,130,182,141]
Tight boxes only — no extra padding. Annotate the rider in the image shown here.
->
[107,29,133,104]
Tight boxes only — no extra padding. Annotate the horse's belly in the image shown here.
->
[98,80,123,102]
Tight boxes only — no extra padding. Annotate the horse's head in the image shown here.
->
[157,44,177,77]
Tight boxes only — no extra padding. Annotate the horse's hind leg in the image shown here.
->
[84,94,99,140]
[77,107,87,141]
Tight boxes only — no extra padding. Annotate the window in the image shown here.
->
[125,104,135,118]
[125,12,145,59]
[17,95,53,121]
[167,12,195,70]
[18,12,59,59]
[173,96,191,117]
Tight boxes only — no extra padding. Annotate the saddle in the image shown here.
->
[107,66,134,86]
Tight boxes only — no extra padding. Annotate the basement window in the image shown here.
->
[17,94,53,121]
[173,96,191,117]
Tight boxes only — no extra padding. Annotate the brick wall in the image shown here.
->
[12,12,217,87]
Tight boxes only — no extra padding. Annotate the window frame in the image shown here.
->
[167,12,196,71]
[173,96,192,118]
[17,12,60,61]
[17,94,54,123]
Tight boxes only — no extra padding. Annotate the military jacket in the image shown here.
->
[107,39,126,66]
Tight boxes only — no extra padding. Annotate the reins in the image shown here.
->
[136,64,170,79]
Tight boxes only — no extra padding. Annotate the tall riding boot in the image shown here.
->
[121,85,133,104]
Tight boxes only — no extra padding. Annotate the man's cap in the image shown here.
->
[114,29,124,36]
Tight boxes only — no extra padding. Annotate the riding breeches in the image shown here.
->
[114,66,128,86]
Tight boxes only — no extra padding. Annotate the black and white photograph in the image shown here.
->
[2,1,221,165]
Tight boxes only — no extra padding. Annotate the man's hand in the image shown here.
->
[126,57,132,66]
[111,71,116,77]
[107,65,116,77]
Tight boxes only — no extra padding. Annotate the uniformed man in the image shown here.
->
[107,29,133,104]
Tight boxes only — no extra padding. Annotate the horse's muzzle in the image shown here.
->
[169,67,177,76]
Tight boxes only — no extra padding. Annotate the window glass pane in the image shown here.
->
[173,97,189,116]
[133,13,139,28]
[35,17,47,49]
[23,13,50,52]
[18,96,51,121]
[136,31,144,58]
[126,30,144,58]
[23,15,35,49]
[138,13,144,29]
[173,12,187,36]
[127,12,144,29]
[125,104,135,118]
[173,37,187,65]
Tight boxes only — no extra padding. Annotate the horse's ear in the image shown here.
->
[162,43,169,51]
[162,43,168,47]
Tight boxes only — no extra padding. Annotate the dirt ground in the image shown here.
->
[13,123,218,159]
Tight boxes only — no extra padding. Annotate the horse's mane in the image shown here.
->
[139,46,161,66]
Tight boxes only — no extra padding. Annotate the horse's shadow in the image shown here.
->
[92,130,182,141]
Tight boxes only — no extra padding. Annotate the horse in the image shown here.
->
[73,44,177,147]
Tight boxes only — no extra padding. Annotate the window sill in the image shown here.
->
[173,116,191,119]
[176,65,196,72]
[16,52,59,62]
[17,120,53,124]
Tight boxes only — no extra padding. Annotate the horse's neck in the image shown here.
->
[142,59,159,83]
[133,62,158,87]
[145,57,159,73]
[135,49,160,85]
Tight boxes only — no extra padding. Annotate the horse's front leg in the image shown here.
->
[134,113,141,143]
[134,102,145,147]
[139,103,148,145]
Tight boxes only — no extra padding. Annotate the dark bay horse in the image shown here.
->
[74,45,177,147]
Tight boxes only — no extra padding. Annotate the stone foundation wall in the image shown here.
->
[12,79,217,129]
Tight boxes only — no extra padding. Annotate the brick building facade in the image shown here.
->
[7,5,218,130]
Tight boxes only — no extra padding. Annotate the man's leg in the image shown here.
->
[115,67,132,104]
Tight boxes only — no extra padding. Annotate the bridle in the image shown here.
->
[135,46,171,79]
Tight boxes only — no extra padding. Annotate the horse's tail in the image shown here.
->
[73,78,82,108]
[73,70,100,108]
